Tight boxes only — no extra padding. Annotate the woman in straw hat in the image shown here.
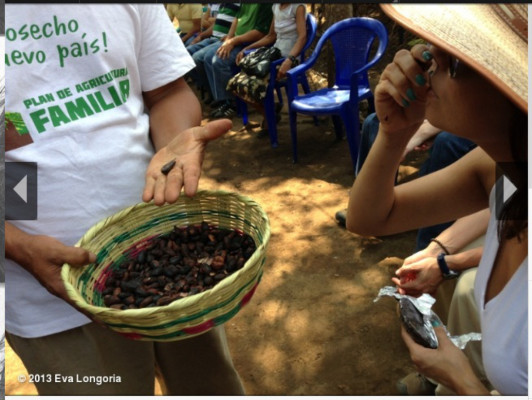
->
[346,4,527,395]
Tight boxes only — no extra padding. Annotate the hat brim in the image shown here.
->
[381,4,527,113]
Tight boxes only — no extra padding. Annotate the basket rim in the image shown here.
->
[61,190,270,319]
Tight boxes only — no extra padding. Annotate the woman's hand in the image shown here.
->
[277,58,293,80]
[374,44,433,142]
[236,50,246,65]
[142,119,232,205]
[401,325,489,395]
[392,256,442,297]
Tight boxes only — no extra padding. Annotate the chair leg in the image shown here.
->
[289,110,299,163]
[275,86,283,106]
[332,115,344,140]
[236,98,248,126]
[342,107,360,173]
[264,92,279,148]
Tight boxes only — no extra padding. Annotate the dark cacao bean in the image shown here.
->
[139,296,154,308]
[157,296,174,306]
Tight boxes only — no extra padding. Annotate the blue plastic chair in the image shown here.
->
[285,17,388,171]
[237,13,318,148]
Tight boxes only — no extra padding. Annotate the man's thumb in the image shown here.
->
[63,246,97,268]
[196,119,233,141]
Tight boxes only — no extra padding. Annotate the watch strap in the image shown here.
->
[437,252,460,280]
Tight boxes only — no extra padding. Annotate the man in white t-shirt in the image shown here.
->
[4,5,244,395]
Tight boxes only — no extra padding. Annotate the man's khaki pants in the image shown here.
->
[7,323,245,395]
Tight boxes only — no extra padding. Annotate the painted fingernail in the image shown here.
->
[406,88,416,101]
[402,98,410,108]
[415,74,426,86]
[431,319,441,328]
[422,51,433,61]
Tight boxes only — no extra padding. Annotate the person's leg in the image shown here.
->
[6,323,155,395]
[184,34,198,47]
[154,325,245,395]
[205,46,243,106]
[203,43,224,103]
[187,37,217,57]
[418,132,477,176]
[190,40,220,101]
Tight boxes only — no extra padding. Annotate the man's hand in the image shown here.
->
[7,228,96,303]
[190,35,202,45]
[142,119,232,205]
[217,38,235,59]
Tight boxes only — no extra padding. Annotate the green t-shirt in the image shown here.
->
[235,3,273,36]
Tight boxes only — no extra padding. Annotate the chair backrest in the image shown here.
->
[300,13,318,63]
[308,17,388,89]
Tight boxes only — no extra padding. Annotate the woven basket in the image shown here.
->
[61,190,270,341]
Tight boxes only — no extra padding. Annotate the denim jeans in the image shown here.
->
[356,113,476,251]
[187,38,222,93]
[203,42,244,102]
[187,37,221,57]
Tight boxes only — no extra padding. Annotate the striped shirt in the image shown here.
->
[212,3,241,38]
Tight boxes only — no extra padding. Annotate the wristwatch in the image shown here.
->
[288,55,297,64]
[437,252,460,280]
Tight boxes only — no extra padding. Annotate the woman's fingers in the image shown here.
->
[384,50,431,105]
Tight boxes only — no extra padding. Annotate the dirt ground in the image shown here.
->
[6,89,434,395]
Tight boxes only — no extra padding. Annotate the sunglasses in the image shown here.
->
[427,44,462,79]
[448,55,461,78]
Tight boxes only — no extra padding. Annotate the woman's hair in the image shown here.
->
[497,105,527,241]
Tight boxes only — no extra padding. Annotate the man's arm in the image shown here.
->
[143,77,201,151]
[141,78,231,205]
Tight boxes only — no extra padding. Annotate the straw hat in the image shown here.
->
[381,4,528,113]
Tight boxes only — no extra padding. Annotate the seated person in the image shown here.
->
[186,3,242,104]
[347,4,527,395]
[204,3,274,119]
[200,4,220,33]
[229,3,307,137]
[166,3,202,46]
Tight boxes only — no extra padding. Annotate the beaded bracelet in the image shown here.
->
[430,238,450,255]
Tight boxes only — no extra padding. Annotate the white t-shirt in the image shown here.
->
[474,185,527,394]
[5,4,195,338]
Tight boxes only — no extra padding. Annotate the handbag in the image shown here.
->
[239,46,282,78]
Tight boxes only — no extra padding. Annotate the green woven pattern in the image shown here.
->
[61,190,270,341]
